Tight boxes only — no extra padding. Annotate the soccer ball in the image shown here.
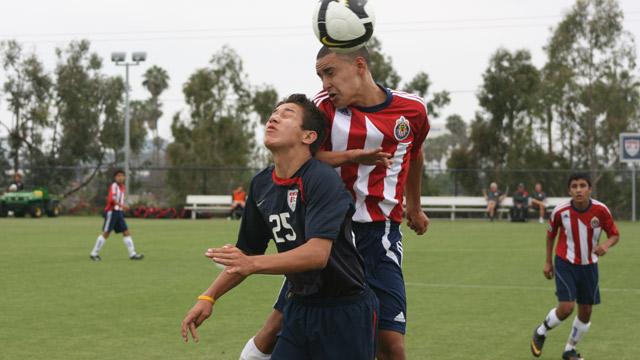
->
[312,0,376,53]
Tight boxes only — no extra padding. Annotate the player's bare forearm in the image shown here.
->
[207,239,332,276]
[595,235,620,256]
[545,235,555,264]
[606,235,620,248]
[252,238,332,274]
[405,151,429,235]
[316,150,352,167]
[202,270,246,301]
[405,152,424,212]
[181,270,246,343]
[317,148,392,168]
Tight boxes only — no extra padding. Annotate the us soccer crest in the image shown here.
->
[394,116,411,141]
[590,216,600,228]
[287,190,298,212]
[625,138,640,157]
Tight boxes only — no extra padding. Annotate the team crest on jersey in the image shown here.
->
[590,216,600,228]
[287,190,298,212]
[394,117,411,141]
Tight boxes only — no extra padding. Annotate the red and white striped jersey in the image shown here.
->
[548,199,619,265]
[105,182,125,212]
[314,86,430,224]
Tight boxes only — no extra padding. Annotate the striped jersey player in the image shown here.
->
[548,198,618,265]
[530,173,620,360]
[314,87,429,224]
[89,169,144,261]
[241,46,430,360]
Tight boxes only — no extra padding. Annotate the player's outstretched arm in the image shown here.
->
[206,238,332,276]
[405,150,429,235]
[316,148,392,168]
[181,270,246,343]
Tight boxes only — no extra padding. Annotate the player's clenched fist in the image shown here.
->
[181,300,213,343]
[543,262,554,279]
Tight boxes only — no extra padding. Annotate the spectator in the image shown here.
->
[511,183,529,222]
[530,182,547,224]
[9,172,24,191]
[483,182,506,221]
[230,185,247,220]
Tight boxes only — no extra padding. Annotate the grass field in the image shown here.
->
[1,217,639,360]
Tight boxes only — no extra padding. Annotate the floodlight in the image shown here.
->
[111,52,126,62]
[132,52,147,62]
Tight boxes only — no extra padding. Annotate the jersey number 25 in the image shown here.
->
[268,213,297,243]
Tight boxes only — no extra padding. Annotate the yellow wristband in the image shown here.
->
[197,295,215,304]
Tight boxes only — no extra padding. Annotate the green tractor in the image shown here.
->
[0,187,61,218]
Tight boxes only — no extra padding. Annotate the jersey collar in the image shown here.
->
[571,199,592,213]
[353,84,393,113]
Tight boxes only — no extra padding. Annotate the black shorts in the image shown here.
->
[102,211,128,234]
[554,256,600,305]
[272,287,379,360]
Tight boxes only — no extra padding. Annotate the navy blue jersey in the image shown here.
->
[236,158,366,298]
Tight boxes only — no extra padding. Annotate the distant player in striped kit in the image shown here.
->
[530,173,620,360]
[242,46,429,360]
[89,169,144,261]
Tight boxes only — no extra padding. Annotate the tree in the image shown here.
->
[141,65,169,165]
[366,37,401,89]
[48,40,146,197]
[252,85,279,125]
[544,0,639,186]
[166,46,258,203]
[0,40,53,173]
[403,72,451,119]
[473,48,542,171]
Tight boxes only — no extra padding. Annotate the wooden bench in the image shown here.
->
[420,196,569,220]
[184,195,232,219]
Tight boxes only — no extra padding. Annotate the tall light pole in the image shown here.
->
[111,51,146,198]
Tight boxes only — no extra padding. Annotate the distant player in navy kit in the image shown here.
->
[530,173,620,360]
[181,94,378,359]
[89,170,144,261]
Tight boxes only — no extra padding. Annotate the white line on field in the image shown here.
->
[405,282,640,294]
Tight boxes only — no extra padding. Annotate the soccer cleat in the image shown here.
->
[562,349,584,360]
[530,328,546,357]
[90,255,101,261]
[130,253,144,260]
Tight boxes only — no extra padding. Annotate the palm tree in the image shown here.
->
[141,65,169,164]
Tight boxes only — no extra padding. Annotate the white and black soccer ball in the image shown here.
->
[312,0,376,53]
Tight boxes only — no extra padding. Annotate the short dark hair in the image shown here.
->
[316,45,371,65]
[276,94,327,155]
[113,169,125,178]
[567,172,591,188]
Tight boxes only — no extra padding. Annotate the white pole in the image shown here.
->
[633,164,637,222]
[124,63,131,199]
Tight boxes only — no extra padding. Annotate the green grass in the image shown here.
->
[1,217,639,359]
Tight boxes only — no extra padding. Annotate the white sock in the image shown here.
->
[91,235,106,256]
[537,308,562,336]
[123,236,136,257]
[240,337,271,360]
[565,317,590,351]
